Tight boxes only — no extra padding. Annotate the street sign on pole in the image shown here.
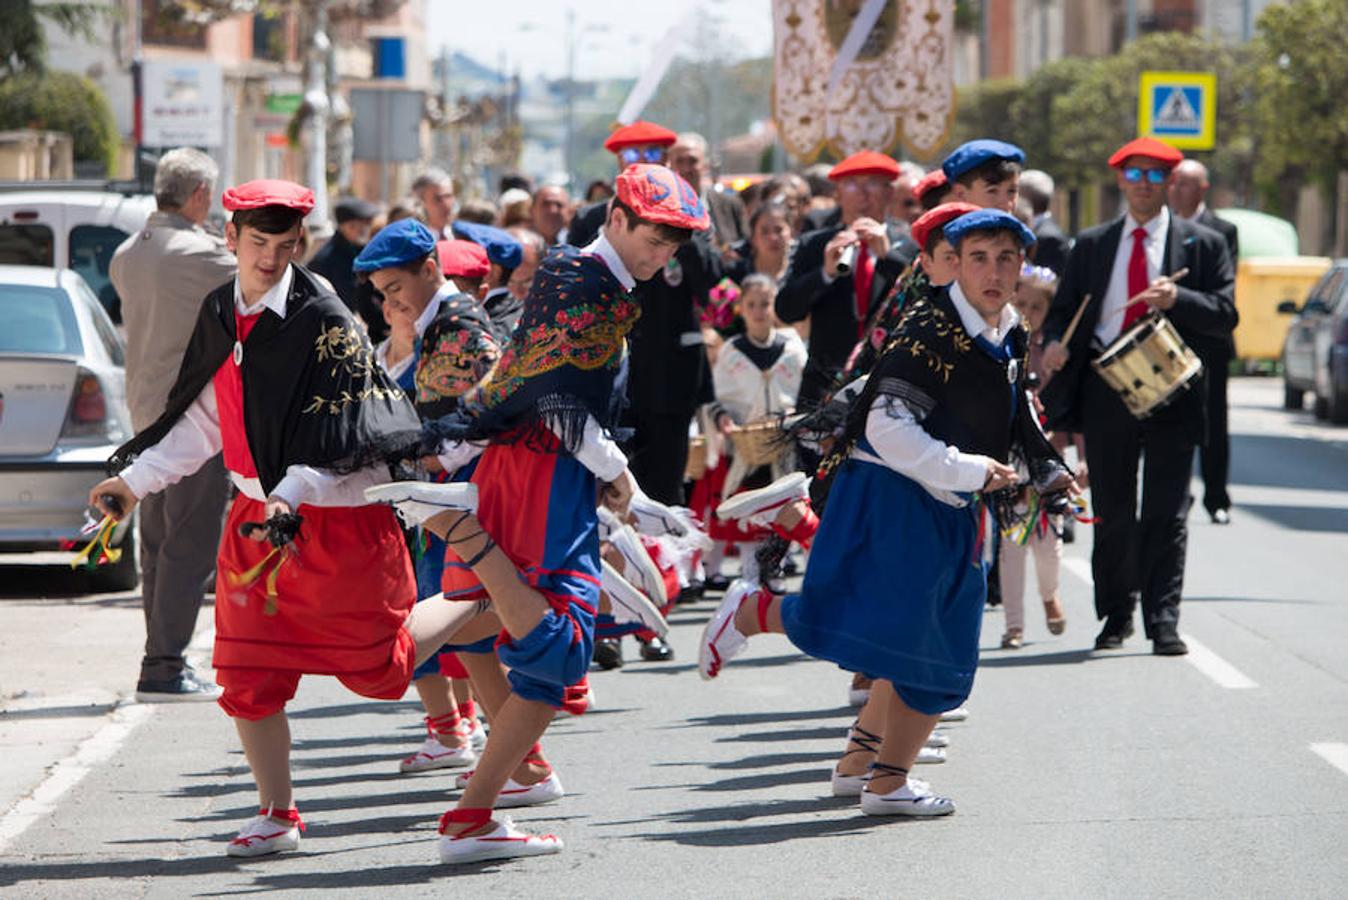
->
[350,88,424,200]
[141,60,225,148]
[1137,70,1216,150]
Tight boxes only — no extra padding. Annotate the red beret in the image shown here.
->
[913,169,948,202]
[1108,137,1184,169]
[828,151,901,181]
[436,239,489,279]
[614,164,711,232]
[222,179,315,214]
[604,120,677,153]
[911,202,981,251]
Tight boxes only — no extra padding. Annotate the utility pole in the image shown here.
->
[565,7,576,192]
[302,0,332,229]
[1125,0,1138,44]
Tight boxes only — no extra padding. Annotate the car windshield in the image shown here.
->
[0,283,82,354]
[69,224,129,323]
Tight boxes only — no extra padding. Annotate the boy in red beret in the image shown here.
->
[367,163,710,864]
[90,180,485,858]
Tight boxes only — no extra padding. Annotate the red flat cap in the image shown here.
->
[1108,137,1184,169]
[436,239,489,279]
[614,164,711,232]
[911,202,981,251]
[222,179,316,214]
[604,120,678,153]
[913,169,948,202]
[828,150,901,181]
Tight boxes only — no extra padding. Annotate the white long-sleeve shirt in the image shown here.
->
[852,282,1020,507]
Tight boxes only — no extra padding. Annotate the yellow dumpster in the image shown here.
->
[1233,256,1332,362]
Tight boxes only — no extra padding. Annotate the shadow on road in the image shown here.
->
[1228,433,1348,492]
[1238,503,1348,533]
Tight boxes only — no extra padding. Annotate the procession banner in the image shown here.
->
[772,0,955,161]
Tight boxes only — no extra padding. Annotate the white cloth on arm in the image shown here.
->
[855,397,990,507]
[434,415,627,484]
[119,385,389,509]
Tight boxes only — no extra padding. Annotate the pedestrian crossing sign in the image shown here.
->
[1138,71,1216,150]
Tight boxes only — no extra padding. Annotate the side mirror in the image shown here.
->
[1276,300,1299,315]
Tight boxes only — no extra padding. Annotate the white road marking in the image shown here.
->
[0,701,156,852]
[1179,634,1258,689]
[1309,742,1348,778]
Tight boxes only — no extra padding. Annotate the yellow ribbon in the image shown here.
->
[69,516,123,571]
[227,545,289,616]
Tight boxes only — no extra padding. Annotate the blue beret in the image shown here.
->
[942,209,1036,249]
[451,220,523,269]
[941,139,1026,182]
[352,218,437,273]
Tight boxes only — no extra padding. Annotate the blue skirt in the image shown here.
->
[781,459,987,714]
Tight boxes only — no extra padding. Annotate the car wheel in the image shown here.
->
[1330,381,1348,425]
[1313,393,1330,420]
[1283,384,1305,410]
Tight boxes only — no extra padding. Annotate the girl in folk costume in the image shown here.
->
[355,219,502,773]
[90,181,488,857]
[699,210,1076,817]
[366,164,711,864]
[698,274,805,585]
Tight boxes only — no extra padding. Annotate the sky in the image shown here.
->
[425,0,775,82]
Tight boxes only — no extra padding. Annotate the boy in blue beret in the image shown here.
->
[701,209,1076,820]
[942,138,1025,213]
[451,220,526,341]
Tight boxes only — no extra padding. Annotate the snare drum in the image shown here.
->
[1091,313,1203,418]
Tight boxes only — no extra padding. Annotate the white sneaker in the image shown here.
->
[848,686,871,707]
[925,729,949,749]
[399,736,477,773]
[606,524,668,606]
[462,717,487,751]
[716,472,809,527]
[363,481,479,527]
[601,560,669,637]
[225,808,302,857]
[940,706,969,723]
[438,815,563,865]
[832,770,929,798]
[494,771,565,808]
[915,746,946,765]
[860,779,955,817]
[628,493,695,539]
[698,579,758,680]
[595,505,623,542]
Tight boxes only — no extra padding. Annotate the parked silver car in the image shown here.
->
[0,265,137,589]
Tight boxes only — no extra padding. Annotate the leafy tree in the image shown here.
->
[1251,0,1348,201]
[0,70,119,174]
[1008,56,1095,187]
[947,78,1023,152]
[0,0,107,77]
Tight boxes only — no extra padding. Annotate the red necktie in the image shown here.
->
[853,243,876,338]
[1122,226,1149,330]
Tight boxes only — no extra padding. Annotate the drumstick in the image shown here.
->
[1107,267,1191,321]
[1059,293,1092,346]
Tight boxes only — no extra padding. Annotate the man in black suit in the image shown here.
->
[669,132,748,249]
[1041,139,1237,656]
[1019,169,1071,276]
[776,151,916,410]
[1170,159,1240,524]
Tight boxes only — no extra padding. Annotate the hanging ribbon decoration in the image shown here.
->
[227,513,305,616]
[69,514,123,571]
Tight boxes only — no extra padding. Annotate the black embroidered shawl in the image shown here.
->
[108,265,422,495]
[412,292,501,421]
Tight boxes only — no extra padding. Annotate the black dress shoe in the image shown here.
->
[1209,508,1231,525]
[705,574,731,592]
[593,638,623,670]
[135,669,221,702]
[638,635,675,662]
[678,581,705,604]
[1093,615,1135,650]
[1152,632,1189,656]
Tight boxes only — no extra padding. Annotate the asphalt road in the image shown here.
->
[1,378,1345,899]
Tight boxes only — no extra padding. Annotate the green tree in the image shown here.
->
[1252,0,1348,202]
[0,1,106,77]
[0,71,119,175]
[1008,56,1095,187]
[948,78,1024,152]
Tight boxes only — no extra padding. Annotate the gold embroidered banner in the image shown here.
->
[772,0,955,162]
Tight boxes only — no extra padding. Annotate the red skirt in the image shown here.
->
[214,495,417,677]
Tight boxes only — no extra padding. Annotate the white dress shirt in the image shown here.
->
[583,231,636,291]
[854,281,1021,506]
[1094,207,1169,346]
[121,264,389,509]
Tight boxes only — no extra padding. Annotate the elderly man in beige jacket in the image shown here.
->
[110,148,235,701]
